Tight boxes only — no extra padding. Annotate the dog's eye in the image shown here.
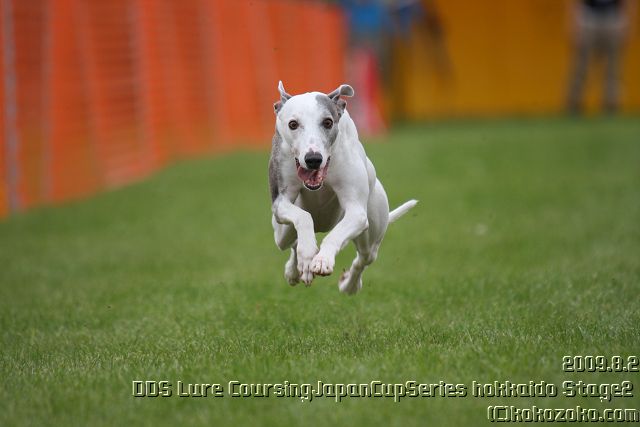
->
[288,120,299,130]
[322,118,333,129]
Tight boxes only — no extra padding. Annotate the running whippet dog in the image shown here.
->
[269,82,417,294]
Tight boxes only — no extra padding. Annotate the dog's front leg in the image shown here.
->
[311,201,368,277]
[272,197,318,285]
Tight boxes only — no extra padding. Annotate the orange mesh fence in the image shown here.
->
[0,0,346,216]
[0,0,7,217]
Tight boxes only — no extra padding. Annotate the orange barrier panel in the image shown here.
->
[7,0,46,210]
[0,0,346,217]
[47,0,102,203]
[0,0,6,217]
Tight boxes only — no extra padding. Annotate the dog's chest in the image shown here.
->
[298,186,343,233]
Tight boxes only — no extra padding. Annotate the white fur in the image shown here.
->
[276,94,332,169]
[270,85,417,294]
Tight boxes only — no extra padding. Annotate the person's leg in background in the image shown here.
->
[566,6,595,115]
[601,12,624,113]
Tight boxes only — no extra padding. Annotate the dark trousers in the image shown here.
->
[566,6,625,113]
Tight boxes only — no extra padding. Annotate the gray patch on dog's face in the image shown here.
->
[269,131,284,203]
[315,94,342,146]
[315,94,341,121]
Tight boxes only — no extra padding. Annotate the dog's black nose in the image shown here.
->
[304,152,323,170]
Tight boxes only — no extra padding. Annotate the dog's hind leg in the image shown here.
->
[337,219,385,295]
[338,181,389,295]
[273,216,305,286]
[338,238,380,295]
[284,246,301,286]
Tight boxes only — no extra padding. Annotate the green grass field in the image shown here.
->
[1,118,639,425]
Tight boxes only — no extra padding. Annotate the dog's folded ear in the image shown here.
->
[274,80,292,114]
[328,84,355,100]
[327,84,354,114]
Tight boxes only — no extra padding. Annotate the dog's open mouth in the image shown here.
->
[295,157,330,191]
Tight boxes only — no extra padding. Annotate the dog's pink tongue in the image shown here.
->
[297,167,318,182]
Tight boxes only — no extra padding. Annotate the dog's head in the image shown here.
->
[274,81,354,191]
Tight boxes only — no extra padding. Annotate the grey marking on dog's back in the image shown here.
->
[269,131,284,203]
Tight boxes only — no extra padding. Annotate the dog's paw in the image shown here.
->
[284,257,300,286]
[338,269,362,295]
[311,253,335,277]
[296,244,318,286]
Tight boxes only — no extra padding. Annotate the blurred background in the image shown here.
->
[1,0,639,217]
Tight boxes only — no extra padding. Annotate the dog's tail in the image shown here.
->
[389,199,418,223]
